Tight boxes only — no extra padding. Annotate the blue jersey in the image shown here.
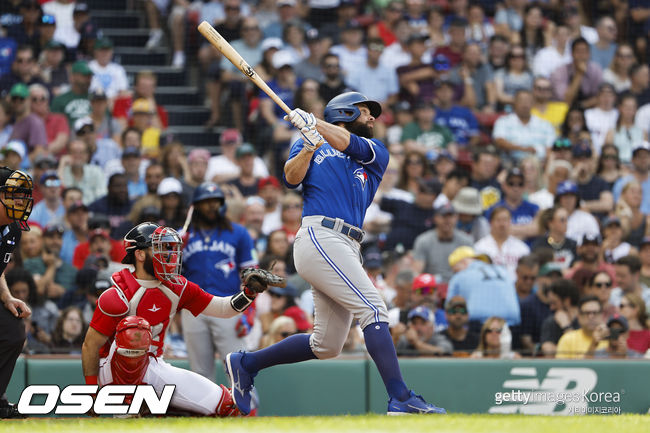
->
[182,223,257,297]
[283,134,390,229]
[485,199,539,226]
[435,106,479,145]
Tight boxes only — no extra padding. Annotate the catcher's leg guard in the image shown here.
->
[111,316,153,385]
[215,384,241,417]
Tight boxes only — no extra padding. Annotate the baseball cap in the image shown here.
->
[44,40,64,51]
[418,177,442,195]
[10,83,29,99]
[407,306,434,323]
[236,143,256,159]
[89,228,110,241]
[74,116,94,134]
[572,141,593,158]
[283,305,312,332]
[412,273,437,291]
[343,19,363,32]
[305,28,322,43]
[68,200,88,213]
[602,216,621,228]
[435,202,456,215]
[71,60,93,75]
[538,262,563,277]
[607,315,629,332]
[132,98,154,114]
[188,148,211,162]
[580,233,602,246]
[632,141,650,156]
[555,180,578,197]
[92,278,112,295]
[94,38,114,50]
[407,32,429,45]
[220,128,242,145]
[2,140,26,160]
[261,37,283,52]
[157,177,183,196]
[34,154,58,169]
[506,167,524,182]
[43,224,65,237]
[362,248,383,269]
[277,0,297,6]
[122,146,141,158]
[73,2,89,14]
[451,187,482,216]
[89,89,107,101]
[272,50,295,69]
[258,176,281,190]
[393,100,412,113]
[40,14,56,26]
[433,54,451,71]
[40,171,60,186]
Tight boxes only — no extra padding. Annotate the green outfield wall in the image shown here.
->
[7,357,650,415]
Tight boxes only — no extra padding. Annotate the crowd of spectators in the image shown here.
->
[2,0,650,360]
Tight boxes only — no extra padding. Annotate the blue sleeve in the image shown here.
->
[344,134,377,163]
[466,110,479,135]
[282,138,308,189]
[236,226,257,268]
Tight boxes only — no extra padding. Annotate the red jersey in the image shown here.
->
[90,268,213,357]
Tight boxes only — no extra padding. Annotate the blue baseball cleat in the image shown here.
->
[387,391,447,415]
[225,351,256,415]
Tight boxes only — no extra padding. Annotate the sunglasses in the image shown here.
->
[280,331,295,338]
[11,96,25,101]
[413,287,434,295]
[602,154,618,160]
[283,203,301,209]
[41,15,55,25]
[579,310,601,317]
[31,96,47,103]
[77,127,94,135]
[594,282,612,288]
[487,328,502,334]
[324,63,339,69]
[553,138,572,149]
[507,182,523,187]
[44,179,61,188]
[446,306,467,315]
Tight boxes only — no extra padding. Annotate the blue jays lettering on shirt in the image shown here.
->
[283,134,390,229]
[182,223,257,297]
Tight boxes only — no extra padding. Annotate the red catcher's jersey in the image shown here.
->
[90,268,213,357]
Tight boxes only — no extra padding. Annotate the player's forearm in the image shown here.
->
[201,295,240,319]
[0,273,11,304]
[284,148,315,185]
[316,119,350,152]
[81,342,101,378]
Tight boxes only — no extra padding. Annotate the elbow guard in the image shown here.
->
[230,291,255,313]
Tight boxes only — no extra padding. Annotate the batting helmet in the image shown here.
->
[192,182,227,216]
[122,222,160,264]
[323,92,382,124]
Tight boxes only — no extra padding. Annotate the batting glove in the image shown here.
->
[284,108,316,130]
[301,126,324,152]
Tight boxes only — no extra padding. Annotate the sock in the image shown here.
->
[363,322,410,402]
[241,333,316,374]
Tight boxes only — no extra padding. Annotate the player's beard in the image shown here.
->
[143,253,156,278]
[195,207,220,228]
[346,119,374,138]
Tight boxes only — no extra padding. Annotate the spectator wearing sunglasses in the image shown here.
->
[440,296,479,356]
[583,270,618,319]
[395,306,452,356]
[471,316,520,359]
[29,83,69,156]
[618,292,650,355]
[259,316,298,350]
[7,82,48,162]
[555,295,608,358]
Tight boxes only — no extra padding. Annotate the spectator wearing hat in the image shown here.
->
[395,305,452,356]
[470,148,502,211]
[555,295,608,358]
[31,154,59,203]
[258,176,283,235]
[401,102,456,158]
[475,207,531,281]
[486,167,540,241]
[593,315,641,358]
[493,89,556,163]
[317,53,351,108]
[24,224,77,307]
[611,255,650,313]
[539,278,581,357]
[206,129,269,183]
[434,79,480,149]
[28,83,69,156]
[346,37,399,108]
[618,292,650,355]
[88,173,133,238]
[409,273,446,330]
[73,2,101,61]
[451,185,490,243]
[42,0,80,50]
[412,203,473,283]
[550,37,603,109]
[113,71,168,132]
[0,140,27,171]
[613,142,650,215]
[73,116,120,170]
[438,296,480,356]
[433,17,467,68]
[36,13,57,56]
[129,98,161,158]
[531,76,569,135]
[380,177,439,251]
[8,82,48,161]
[532,206,577,270]
[261,283,311,334]
[553,180,600,244]
[293,29,326,82]
[59,139,106,205]
[584,83,618,154]
[29,171,64,228]
[447,42,496,112]
[51,60,93,129]
[226,143,262,197]
[602,217,636,263]
[38,39,68,96]
[157,177,186,229]
[396,32,437,107]
[566,233,616,281]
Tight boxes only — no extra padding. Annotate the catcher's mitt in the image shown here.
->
[241,268,287,294]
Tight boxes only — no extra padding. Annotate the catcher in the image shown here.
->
[81,222,284,416]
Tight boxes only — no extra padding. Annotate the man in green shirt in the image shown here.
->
[50,61,93,129]
[401,101,456,158]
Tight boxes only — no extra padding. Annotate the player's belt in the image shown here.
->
[321,217,364,242]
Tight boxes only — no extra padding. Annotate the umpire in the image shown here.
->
[0,167,34,418]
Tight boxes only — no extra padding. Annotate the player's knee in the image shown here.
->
[311,337,344,360]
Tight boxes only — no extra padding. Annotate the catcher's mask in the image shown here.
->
[151,226,183,285]
[0,169,33,231]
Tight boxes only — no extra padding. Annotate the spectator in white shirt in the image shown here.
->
[330,20,368,77]
[533,24,571,78]
[346,38,399,107]
[205,129,269,183]
[88,38,129,102]
[585,83,619,154]
[554,180,600,244]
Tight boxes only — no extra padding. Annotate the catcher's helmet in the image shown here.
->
[122,222,160,264]
[323,92,382,124]
[192,182,227,216]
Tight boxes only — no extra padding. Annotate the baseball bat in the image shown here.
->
[178,205,193,238]
[198,21,292,115]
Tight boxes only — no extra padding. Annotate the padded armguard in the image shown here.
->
[230,291,254,313]
[97,287,129,317]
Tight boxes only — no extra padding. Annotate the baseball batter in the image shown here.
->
[81,222,279,416]
[226,92,446,415]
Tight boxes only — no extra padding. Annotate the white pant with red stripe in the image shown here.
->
[99,341,223,415]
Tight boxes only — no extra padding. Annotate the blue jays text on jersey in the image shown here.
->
[182,223,257,297]
[283,134,390,229]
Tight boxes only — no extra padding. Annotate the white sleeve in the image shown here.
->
[201,296,239,319]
